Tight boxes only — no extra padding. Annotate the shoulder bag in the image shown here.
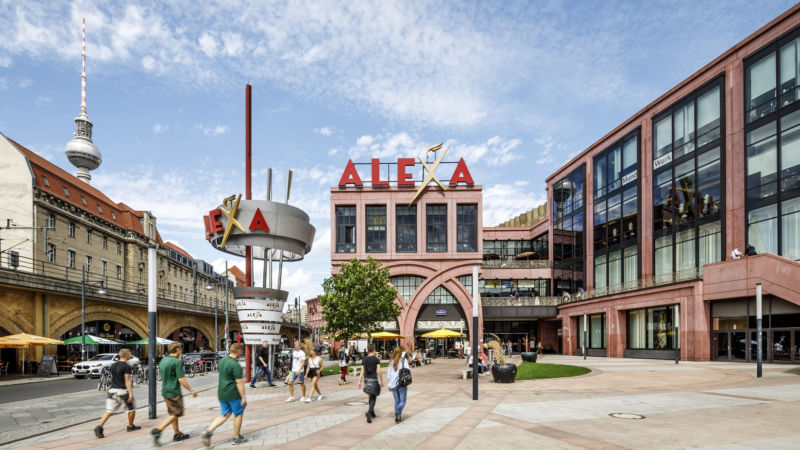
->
[397,360,412,387]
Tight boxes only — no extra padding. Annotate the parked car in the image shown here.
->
[72,353,140,379]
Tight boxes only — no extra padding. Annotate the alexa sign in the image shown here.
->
[338,143,475,205]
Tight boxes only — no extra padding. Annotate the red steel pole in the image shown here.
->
[244,84,252,382]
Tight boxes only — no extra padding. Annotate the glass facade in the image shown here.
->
[745,36,800,259]
[628,305,680,350]
[423,285,457,304]
[426,205,447,252]
[456,204,477,252]
[483,234,548,261]
[593,131,639,290]
[552,166,585,296]
[577,313,606,349]
[335,206,356,253]
[481,278,550,297]
[396,205,417,252]
[652,77,724,276]
[390,276,425,303]
[365,206,386,253]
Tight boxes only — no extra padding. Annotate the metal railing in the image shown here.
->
[0,253,235,313]
[560,267,703,305]
[481,296,560,306]
[481,259,553,269]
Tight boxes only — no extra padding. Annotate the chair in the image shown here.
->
[0,362,8,376]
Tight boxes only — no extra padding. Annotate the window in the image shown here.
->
[102,235,107,250]
[396,205,417,252]
[390,276,424,303]
[139,248,144,260]
[111,212,116,220]
[63,187,69,197]
[68,250,75,268]
[97,204,103,214]
[116,265,122,280]
[748,204,778,255]
[86,228,93,244]
[102,261,107,276]
[41,175,49,187]
[653,77,724,276]
[86,255,92,272]
[365,206,386,253]
[335,206,356,253]
[552,165,585,295]
[628,305,680,350]
[422,285,457,304]
[47,243,56,263]
[80,195,87,206]
[47,213,56,229]
[746,52,776,124]
[484,236,548,261]
[577,313,606,349]
[139,269,143,284]
[168,282,171,292]
[116,241,120,254]
[426,205,447,252]
[68,222,75,237]
[456,204,477,252]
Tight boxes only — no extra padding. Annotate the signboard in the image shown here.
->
[518,279,536,288]
[653,152,672,170]
[38,355,57,376]
[622,171,638,186]
[232,287,289,301]
[241,322,280,334]
[436,310,447,316]
[235,299,284,311]
[236,309,284,324]
[242,334,281,345]
[99,322,115,339]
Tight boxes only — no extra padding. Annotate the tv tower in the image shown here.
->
[65,18,102,184]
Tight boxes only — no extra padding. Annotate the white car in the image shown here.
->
[72,353,140,378]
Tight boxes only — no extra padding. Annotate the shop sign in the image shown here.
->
[653,152,672,170]
[99,322,115,339]
[235,299,283,311]
[436,310,447,316]
[622,171,638,185]
[337,143,475,205]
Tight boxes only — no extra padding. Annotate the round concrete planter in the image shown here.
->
[521,352,538,363]
[491,363,517,383]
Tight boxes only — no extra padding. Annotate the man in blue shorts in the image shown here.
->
[200,343,247,446]
[286,340,307,402]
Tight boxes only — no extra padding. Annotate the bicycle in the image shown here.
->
[97,366,111,391]
[131,364,145,385]
[183,361,196,378]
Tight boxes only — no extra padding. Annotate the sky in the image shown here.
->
[0,0,797,305]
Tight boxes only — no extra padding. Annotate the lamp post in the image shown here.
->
[205,280,214,350]
[81,265,106,362]
[757,283,763,378]
[472,263,480,401]
[225,261,230,352]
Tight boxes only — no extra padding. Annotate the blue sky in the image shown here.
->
[0,0,796,303]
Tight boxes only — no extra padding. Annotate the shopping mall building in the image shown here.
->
[331,5,800,363]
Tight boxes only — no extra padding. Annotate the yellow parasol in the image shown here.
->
[0,333,64,347]
[369,331,405,340]
[421,329,464,339]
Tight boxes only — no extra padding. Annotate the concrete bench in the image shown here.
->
[458,367,473,379]
[349,366,362,377]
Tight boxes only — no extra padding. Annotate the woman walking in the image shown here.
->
[305,348,324,401]
[358,344,383,423]
[387,348,409,423]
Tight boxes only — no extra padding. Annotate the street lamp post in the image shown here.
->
[225,262,230,352]
[81,265,106,362]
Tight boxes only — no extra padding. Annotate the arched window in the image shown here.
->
[389,276,425,303]
[423,285,457,304]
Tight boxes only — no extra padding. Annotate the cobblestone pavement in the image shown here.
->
[3,356,800,449]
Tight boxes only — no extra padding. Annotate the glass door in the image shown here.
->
[731,331,747,361]
[749,331,768,363]
[772,330,792,362]
[713,332,729,360]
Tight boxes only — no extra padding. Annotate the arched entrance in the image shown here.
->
[165,327,210,353]
[413,286,468,357]
[58,320,143,360]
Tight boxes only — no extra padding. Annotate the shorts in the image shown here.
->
[308,368,318,379]
[289,370,305,384]
[219,399,246,417]
[106,388,136,413]
[164,395,184,417]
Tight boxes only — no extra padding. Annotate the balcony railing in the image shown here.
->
[560,267,703,305]
[481,259,553,269]
[481,296,560,306]
[0,253,235,314]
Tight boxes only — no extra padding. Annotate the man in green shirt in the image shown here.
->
[201,343,248,447]
[151,342,198,445]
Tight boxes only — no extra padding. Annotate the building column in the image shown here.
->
[34,292,45,361]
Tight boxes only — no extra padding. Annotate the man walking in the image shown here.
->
[201,343,248,446]
[250,341,276,388]
[286,341,307,402]
[151,342,198,445]
[94,348,139,438]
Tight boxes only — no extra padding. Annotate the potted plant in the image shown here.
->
[486,340,516,383]
[520,336,538,363]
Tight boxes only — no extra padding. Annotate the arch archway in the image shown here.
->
[161,318,217,353]
[50,307,148,343]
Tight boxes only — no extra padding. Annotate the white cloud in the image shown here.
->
[35,95,51,105]
[18,78,33,88]
[315,127,333,136]
[152,124,169,133]
[327,148,339,157]
[455,136,523,167]
[482,183,547,227]
[348,132,426,160]
[141,55,156,71]
[198,33,218,57]
[0,78,7,90]
[514,180,528,186]
[202,125,229,136]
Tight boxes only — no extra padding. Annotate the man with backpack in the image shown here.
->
[338,347,349,385]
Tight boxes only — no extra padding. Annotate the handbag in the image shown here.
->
[363,379,381,396]
[398,363,412,387]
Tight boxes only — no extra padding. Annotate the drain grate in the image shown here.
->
[609,413,645,420]
[345,401,367,406]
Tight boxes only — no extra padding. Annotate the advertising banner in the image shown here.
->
[235,299,284,311]
[242,334,282,345]
[237,310,284,323]
[233,287,289,301]
[241,322,280,334]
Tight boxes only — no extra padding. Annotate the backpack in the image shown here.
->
[397,360,412,387]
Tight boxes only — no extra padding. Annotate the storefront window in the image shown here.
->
[365,206,386,253]
[577,313,605,349]
[456,204,477,252]
[628,305,680,350]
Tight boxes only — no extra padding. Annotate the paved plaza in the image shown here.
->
[2,356,800,449]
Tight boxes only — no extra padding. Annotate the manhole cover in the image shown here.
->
[609,413,645,420]
[345,401,367,406]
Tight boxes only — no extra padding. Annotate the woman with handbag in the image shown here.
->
[358,344,383,423]
[387,348,410,423]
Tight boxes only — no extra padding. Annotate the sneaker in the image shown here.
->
[303,397,311,403]
[338,379,342,386]
[151,428,161,445]
[173,431,190,442]
[286,397,296,403]
[94,425,104,438]
[201,430,212,447]
[232,436,249,445]
[127,425,141,432]
[269,384,277,387]
[317,395,324,401]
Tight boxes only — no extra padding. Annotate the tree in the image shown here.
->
[319,256,403,342]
